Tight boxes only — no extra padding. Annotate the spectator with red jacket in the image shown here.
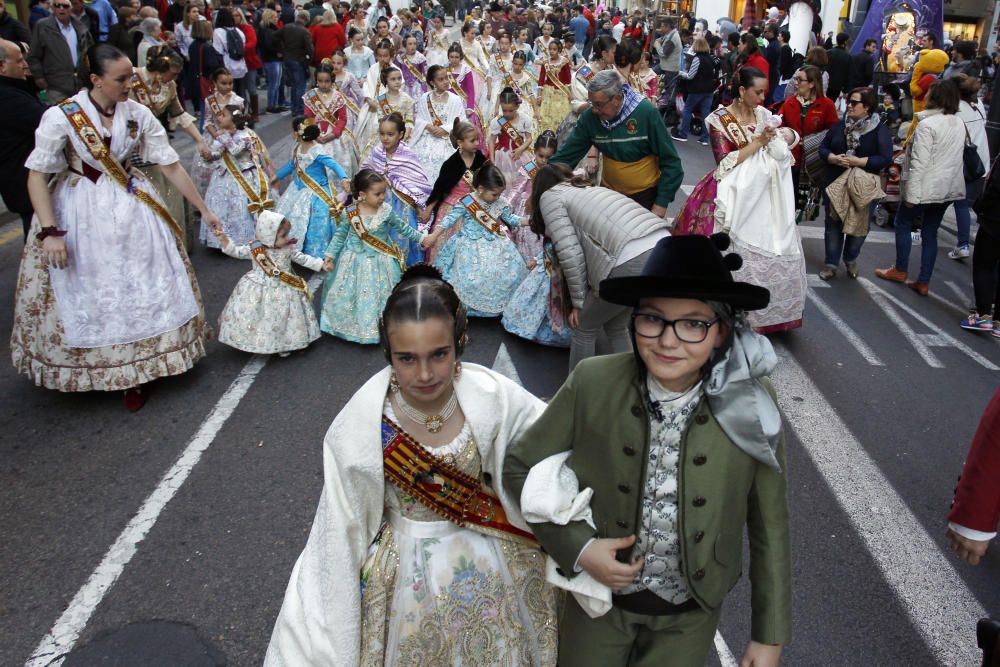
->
[309,9,345,66]
[234,7,261,122]
[947,387,1000,565]
[779,65,837,203]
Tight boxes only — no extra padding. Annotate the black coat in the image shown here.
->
[825,45,852,100]
[849,51,874,89]
[0,11,31,44]
[0,75,46,215]
[974,157,1000,239]
[426,150,487,216]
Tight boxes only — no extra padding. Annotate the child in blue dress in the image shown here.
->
[427,164,528,317]
[502,236,572,347]
[274,116,351,259]
[319,169,431,343]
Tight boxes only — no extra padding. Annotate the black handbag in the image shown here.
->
[963,126,985,183]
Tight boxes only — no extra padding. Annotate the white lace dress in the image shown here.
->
[358,402,559,666]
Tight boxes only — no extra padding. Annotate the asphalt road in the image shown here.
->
[1,106,998,667]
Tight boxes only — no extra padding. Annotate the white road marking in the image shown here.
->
[798,225,895,244]
[771,343,986,667]
[714,631,738,667]
[806,290,885,366]
[859,278,998,370]
[807,274,831,289]
[491,342,522,384]
[944,280,970,310]
[26,274,324,666]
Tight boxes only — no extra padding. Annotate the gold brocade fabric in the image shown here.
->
[358,405,558,666]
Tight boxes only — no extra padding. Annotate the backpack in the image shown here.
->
[224,27,244,61]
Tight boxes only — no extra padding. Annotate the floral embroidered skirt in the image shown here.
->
[537,86,570,136]
[671,170,718,237]
[359,511,558,666]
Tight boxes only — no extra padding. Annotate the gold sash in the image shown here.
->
[296,157,342,217]
[305,87,360,151]
[377,93,393,116]
[543,60,571,96]
[462,45,487,78]
[498,116,524,149]
[380,416,537,546]
[130,71,154,110]
[334,79,360,115]
[399,54,426,85]
[249,241,310,296]
[220,132,273,214]
[345,203,405,268]
[716,108,752,149]
[460,194,506,236]
[426,94,444,126]
[57,99,183,243]
[205,93,224,119]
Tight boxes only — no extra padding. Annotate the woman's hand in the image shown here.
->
[576,535,644,589]
[568,307,580,329]
[826,152,843,165]
[196,141,212,160]
[758,125,777,145]
[739,641,782,667]
[41,234,68,269]
[202,210,223,235]
[526,258,538,270]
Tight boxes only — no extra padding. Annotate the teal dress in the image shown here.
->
[320,204,425,343]
[502,240,572,347]
[274,147,348,259]
[432,194,527,317]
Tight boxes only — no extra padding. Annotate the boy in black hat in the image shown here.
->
[505,234,792,667]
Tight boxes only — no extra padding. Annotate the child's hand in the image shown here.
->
[322,257,335,272]
[519,216,530,226]
[420,232,437,249]
[526,258,538,270]
[418,207,432,223]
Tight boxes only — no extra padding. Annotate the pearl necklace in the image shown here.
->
[393,385,458,433]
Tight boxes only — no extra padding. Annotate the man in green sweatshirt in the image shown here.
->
[552,69,683,218]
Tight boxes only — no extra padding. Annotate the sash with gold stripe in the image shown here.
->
[542,60,572,97]
[399,54,426,86]
[498,116,524,149]
[376,93,393,116]
[296,157,342,217]
[426,94,444,126]
[345,203,405,268]
[334,79,360,115]
[130,71,154,109]
[220,133,273,214]
[249,240,310,296]
[462,49,487,79]
[716,108,752,149]
[520,160,539,179]
[57,99,183,243]
[305,87,360,151]
[381,416,537,546]
[460,194,506,236]
[205,93,224,119]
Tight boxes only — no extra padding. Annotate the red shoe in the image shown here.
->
[875,266,908,283]
[907,280,929,296]
[123,387,146,412]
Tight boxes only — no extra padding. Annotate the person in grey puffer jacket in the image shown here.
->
[530,165,670,369]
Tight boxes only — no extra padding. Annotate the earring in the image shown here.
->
[453,361,462,378]
[389,371,399,391]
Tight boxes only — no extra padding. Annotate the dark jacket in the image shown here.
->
[973,154,1000,238]
[0,74,46,214]
[818,116,893,188]
[685,52,715,94]
[825,45,851,100]
[187,36,223,80]
[257,23,280,62]
[778,43,794,80]
[426,149,487,215]
[107,19,138,64]
[0,11,31,44]
[71,7,100,43]
[27,15,93,98]
[274,22,313,63]
[849,51,874,89]
[765,37,780,88]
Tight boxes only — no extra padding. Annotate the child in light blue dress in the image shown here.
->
[502,239,572,347]
[274,116,350,258]
[428,164,527,317]
[319,169,429,343]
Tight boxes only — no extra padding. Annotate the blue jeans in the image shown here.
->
[893,202,951,283]
[951,178,981,247]
[286,61,307,114]
[678,91,713,141]
[824,205,868,266]
[264,61,282,108]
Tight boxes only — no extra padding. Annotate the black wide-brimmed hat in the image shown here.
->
[599,233,770,311]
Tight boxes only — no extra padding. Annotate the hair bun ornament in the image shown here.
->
[710,232,731,251]
[723,252,743,271]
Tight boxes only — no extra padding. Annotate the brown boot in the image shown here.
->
[249,89,260,124]
[875,265,908,283]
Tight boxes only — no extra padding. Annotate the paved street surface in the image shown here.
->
[2,107,999,667]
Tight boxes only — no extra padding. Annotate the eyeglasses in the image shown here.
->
[51,2,71,7]
[632,313,720,343]
[847,99,864,106]
[793,76,808,83]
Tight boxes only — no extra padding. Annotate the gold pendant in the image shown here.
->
[425,415,444,433]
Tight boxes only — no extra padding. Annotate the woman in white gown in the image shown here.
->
[264,266,558,666]
[11,44,220,409]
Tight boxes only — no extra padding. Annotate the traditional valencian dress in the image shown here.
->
[319,202,426,343]
[218,212,323,354]
[460,37,492,118]
[502,239,572,347]
[424,24,450,67]
[273,143,349,259]
[263,363,559,667]
[201,127,273,249]
[537,56,572,135]
[432,191,527,317]
[361,141,432,267]
[128,67,199,250]
[333,70,365,141]
[303,86,359,178]
[673,105,806,333]
[356,90,415,163]
[506,159,545,261]
[489,110,534,186]
[410,90,466,183]
[424,149,487,261]
[557,60,601,145]
[11,91,208,391]
[394,51,428,100]
[191,88,245,195]
[448,62,485,143]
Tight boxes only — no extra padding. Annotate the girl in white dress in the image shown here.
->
[411,65,467,183]
[214,211,324,356]
[201,105,271,249]
[424,14,449,67]
[12,44,218,409]
[264,265,558,666]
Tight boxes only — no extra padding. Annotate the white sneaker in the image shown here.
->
[947,245,970,260]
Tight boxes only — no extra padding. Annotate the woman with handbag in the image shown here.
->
[816,86,893,280]
[187,18,222,118]
[876,79,968,296]
[946,73,991,261]
[778,65,838,222]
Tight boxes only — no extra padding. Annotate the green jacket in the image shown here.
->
[504,353,792,645]
[551,98,683,209]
